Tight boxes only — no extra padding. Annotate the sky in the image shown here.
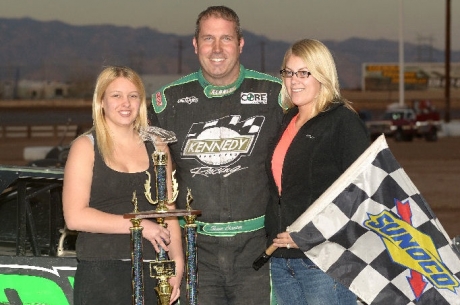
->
[2,0,459,51]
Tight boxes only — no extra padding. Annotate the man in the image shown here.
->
[150,6,283,305]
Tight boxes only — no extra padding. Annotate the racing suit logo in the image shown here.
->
[155,92,162,107]
[177,96,198,104]
[240,92,268,104]
[182,115,264,176]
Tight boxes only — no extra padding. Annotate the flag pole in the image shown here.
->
[252,244,278,270]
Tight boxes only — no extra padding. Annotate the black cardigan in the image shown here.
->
[265,102,370,258]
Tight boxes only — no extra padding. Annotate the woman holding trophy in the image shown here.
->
[62,66,183,304]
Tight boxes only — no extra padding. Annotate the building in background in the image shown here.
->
[0,80,70,99]
[362,62,460,91]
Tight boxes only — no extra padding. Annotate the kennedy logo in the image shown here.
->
[240,92,268,104]
[182,115,264,176]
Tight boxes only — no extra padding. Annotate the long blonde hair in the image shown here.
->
[91,66,148,161]
[280,39,353,116]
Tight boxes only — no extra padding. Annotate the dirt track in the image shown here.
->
[0,135,459,239]
[386,137,460,238]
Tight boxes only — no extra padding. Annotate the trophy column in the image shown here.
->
[183,189,198,305]
[125,151,201,305]
[129,192,144,305]
[147,151,175,305]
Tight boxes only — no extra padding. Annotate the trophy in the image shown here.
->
[183,188,198,304]
[129,191,144,305]
[124,126,201,305]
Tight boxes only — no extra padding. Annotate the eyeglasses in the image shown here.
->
[280,69,311,79]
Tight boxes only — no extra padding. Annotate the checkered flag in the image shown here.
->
[186,115,265,138]
[289,135,460,305]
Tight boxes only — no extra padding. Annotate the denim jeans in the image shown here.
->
[270,257,357,305]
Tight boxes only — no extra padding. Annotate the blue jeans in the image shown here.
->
[270,257,356,305]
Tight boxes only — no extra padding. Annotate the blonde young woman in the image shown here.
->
[265,39,370,305]
[63,66,183,304]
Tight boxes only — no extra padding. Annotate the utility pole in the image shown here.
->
[444,0,451,122]
[398,0,405,107]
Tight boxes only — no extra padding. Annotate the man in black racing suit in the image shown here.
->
[149,6,283,305]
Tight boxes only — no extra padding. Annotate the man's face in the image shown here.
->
[193,16,244,86]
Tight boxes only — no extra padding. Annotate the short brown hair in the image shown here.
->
[194,6,243,42]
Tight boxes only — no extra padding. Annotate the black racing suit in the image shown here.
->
[150,65,283,305]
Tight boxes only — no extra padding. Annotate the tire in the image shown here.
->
[27,158,62,167]
[58,147,70,163]
[45,147,62,159]
[404,134,413,142]
[394,130,404,142]
[425,128,438,142]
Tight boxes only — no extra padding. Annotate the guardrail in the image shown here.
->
[0,124,79,139]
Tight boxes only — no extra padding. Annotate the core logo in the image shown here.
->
[240,92,268,104]
[364,199,459,299]
[182,115,264,170]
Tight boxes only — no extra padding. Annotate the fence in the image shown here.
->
[0,124,79,140]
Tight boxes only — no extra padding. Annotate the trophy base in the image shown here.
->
[124,209,201,220]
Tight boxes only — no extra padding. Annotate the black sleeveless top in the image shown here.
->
[76,132,158,260]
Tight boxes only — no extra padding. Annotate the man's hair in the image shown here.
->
[194,6,243,41]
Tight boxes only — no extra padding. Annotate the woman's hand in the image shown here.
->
[165,217,184,305]
[142,220,171,253]
[168,274,181,304]
[273,231,298,250]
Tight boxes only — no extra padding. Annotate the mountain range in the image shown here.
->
[1,17,459,89]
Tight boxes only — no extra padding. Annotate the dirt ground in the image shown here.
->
[0,134,459,239]
[386,137,460,239]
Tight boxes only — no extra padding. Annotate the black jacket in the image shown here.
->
[265,101,370,258]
